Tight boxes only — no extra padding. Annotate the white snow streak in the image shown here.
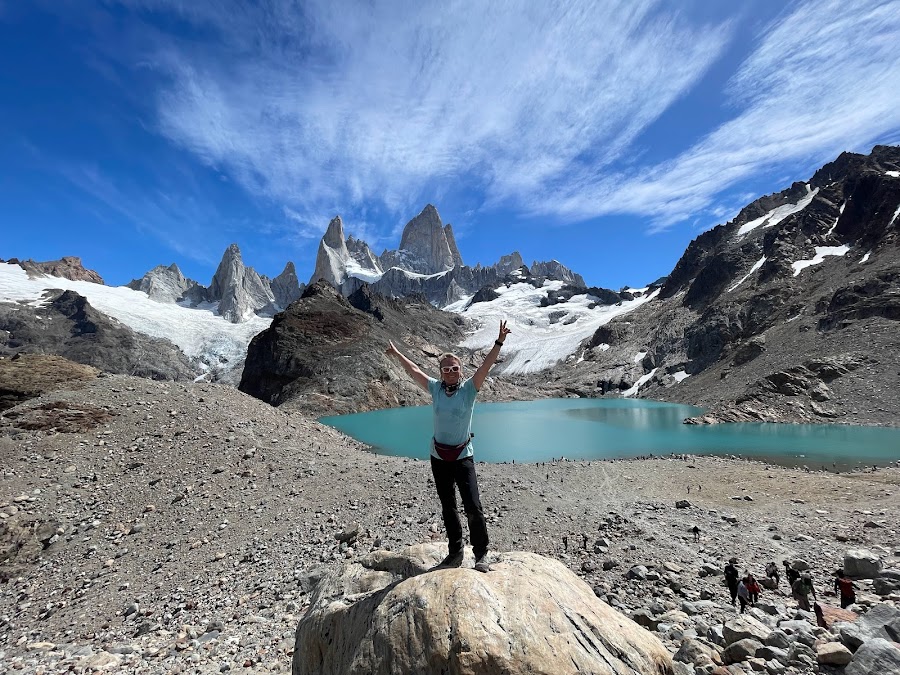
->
[825,202,845,237]
[622,368,658,397]
[886,171,900,178]
[736,186,818,237]
[727,256,766,292]
[860,251,872,264]
[671,370,690,383]
[790,245,851,277]
[890,204,900,227]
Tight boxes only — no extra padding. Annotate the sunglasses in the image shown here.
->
[440,365,461,373]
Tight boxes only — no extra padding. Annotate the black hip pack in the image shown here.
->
[433,434,473,461]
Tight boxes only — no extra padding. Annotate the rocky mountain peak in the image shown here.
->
[393,204,458,274]
[13,256,104,284]
[310,217,352,288]
[323,216,347,250]
[210,243,275,323]
[126,263,201,304]
[270,262,304,310]
[496,252,525,276]
[444,223,463,267]
[530,259,586,287]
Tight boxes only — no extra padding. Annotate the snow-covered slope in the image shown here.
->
[445,280,658,374]
[0,263,270,378]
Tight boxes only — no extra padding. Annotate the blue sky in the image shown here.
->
[2,1,899,290]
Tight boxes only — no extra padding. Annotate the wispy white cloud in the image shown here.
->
[134,0,731,234]
[101,0,900,244]
[546,0,900,230]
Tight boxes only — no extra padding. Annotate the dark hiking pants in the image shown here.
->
[727,581,738,604]
[430,456,489,558]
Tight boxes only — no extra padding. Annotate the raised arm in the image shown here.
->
[473,320,511,391]
[385,340,430,391]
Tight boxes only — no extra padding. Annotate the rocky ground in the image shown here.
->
[0,375,898,674]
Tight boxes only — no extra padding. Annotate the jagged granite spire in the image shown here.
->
[127,263,202,304]
[310,216,351,287]
[270,262,304,310]
[392,204,456,274]
[444,224,464,268]
[210,244,275,323]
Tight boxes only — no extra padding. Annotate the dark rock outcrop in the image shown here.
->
[238,282,465,415]
[0,290,196,381]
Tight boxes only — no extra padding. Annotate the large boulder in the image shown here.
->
[845,638,900,675]
[292,543,673,675]
[844,549,883,579]
[723,615,771,645]
[836,603,900,651]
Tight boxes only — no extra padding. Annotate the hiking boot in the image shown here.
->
[474,554,491,573]
[437,550,464,569]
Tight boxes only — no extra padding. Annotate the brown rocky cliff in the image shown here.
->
[12,256,104,284]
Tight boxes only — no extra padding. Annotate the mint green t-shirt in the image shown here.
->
[427,377,477,460]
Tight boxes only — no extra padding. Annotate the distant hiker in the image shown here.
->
[687,485,691,494]
[784,560,800,587]
[737,577,750,613]
[834,569,857,609]
[765,561,780,587]
[724,558,740,606]
[563,535,569,552]
[792,572,817,612]
[746,573,761,604]
[385,320,511,574]
[691,525,700,542]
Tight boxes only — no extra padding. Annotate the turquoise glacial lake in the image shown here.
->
[321,399,900,469]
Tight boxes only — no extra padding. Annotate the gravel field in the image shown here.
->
[1,375,898,673]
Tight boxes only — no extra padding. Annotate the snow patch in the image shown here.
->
[860,251,872,264]
[449,280,659,374]
[890,204,900,228]
[633,351,647,364]
[825,202,845,237]
[791,245,851,277]
[886,171,900,178]
[737,186,818,237]
[344,258,383,283]
[671,370,690,383]
[727,256,766,292]
[0,263,270,375]
[622,368,658,398]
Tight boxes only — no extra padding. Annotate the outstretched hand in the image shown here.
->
[497,320,511,344]
[385,340,400,357]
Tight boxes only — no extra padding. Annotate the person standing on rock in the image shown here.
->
[724,558,740,606]
[765,561,780,587]
[385,320,511,574]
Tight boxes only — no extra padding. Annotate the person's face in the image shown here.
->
[440,357,462,384]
